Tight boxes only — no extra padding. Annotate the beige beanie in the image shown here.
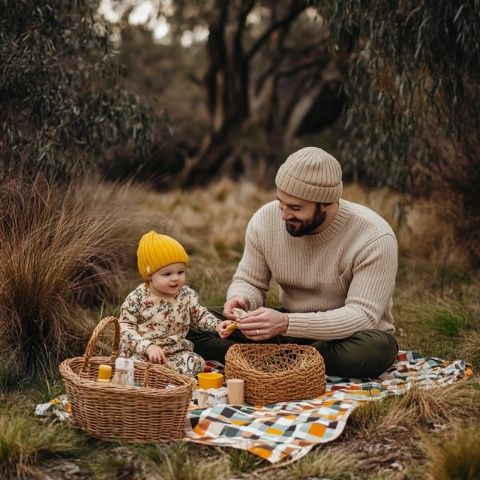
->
[275,147,343,203]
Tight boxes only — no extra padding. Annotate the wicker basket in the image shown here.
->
[59,316,195,442]
[225,343,326,405]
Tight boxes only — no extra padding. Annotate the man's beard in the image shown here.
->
[285,204,326,237]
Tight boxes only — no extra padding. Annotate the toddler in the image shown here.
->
[119,231,233,377]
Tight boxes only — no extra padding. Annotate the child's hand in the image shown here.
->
[145,345,170,365]
[217,320,237,338]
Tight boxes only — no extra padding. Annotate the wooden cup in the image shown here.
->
[227,378,244,405]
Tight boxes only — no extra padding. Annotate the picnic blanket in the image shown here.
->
[36,351,471,464]
[185,350,471,463]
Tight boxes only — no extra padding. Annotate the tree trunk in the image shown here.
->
[182,1,252,185]
[181,1,341,186]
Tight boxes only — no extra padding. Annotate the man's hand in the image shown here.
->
[145,345,170,365]
[236,307,289,341]
[223,296,250,320]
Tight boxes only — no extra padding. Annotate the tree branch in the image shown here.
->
[246,2,309,61]
[232,0,255,60]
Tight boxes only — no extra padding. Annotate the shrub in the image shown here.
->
[0,174,167,383]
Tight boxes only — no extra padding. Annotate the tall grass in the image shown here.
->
[418,298,476,336]
[0,175,168,383]
[278,447,357,480]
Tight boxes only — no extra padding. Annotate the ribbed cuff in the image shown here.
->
[285,314,312,338]
[227,284,264,310]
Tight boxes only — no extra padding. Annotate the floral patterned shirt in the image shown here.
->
[119,284,220,358]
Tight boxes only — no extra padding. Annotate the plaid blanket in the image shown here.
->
[185,351,470,463]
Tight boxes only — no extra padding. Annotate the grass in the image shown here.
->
[421,299,475,336]
[422,426,480,480]
[0,402,81,479]
[1,176,479,479]
[279,448,358,479]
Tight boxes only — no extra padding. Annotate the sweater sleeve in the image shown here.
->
[285,234,397,340]
[226,218,271,310]
[188,289,221,332]
[118,293,153,357]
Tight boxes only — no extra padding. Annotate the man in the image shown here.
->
[188,146,398,378]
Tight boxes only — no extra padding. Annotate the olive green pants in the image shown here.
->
[187,310,398,378]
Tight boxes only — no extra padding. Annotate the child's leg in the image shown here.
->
[168,350,205,377]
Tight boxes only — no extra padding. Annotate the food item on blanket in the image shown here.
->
[198,372,224,389]
[225,322,238,332]
[97,364,112,383]
[195,389,209,408]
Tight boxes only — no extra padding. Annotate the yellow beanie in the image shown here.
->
[137,231,189,280]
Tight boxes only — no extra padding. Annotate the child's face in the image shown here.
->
[149,262,186,297]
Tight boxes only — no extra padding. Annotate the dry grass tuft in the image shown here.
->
[149,442,230,480]
[397,382,480,428]
[0,175,169,381]
[422,425,480,480]
[348,397,418,435]
[276,447,357,479]
[348,382,479,443]
[460,330,480,371]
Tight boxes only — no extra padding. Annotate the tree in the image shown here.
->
[317,1,480,262]
[185,0,348,184]
[112,0,348,185]
[0,0,163,180]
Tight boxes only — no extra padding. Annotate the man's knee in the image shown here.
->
[359,330,398,376]
[360,329,398,352]
[312,329,398,378]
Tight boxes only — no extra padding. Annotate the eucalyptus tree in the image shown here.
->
[188,0,343,184]
[318,1,480,261]
[112,0,347,185]
[0,0,159,180]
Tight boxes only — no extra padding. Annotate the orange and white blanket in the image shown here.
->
[185,351,470,463]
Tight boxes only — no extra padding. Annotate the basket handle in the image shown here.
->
[143,362,152,388]
[81,316,120,373]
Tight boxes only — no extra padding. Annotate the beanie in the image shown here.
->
[275,147,343,203]
[137,231,189,280]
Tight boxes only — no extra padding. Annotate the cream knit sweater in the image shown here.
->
[227,199,397,340]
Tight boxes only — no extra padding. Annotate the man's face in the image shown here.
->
[276,189,326,237]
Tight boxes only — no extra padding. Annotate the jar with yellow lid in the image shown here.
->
[97,364,112,383]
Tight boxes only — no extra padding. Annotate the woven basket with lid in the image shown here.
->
[225,343,326,405]
[59,316,195,442]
